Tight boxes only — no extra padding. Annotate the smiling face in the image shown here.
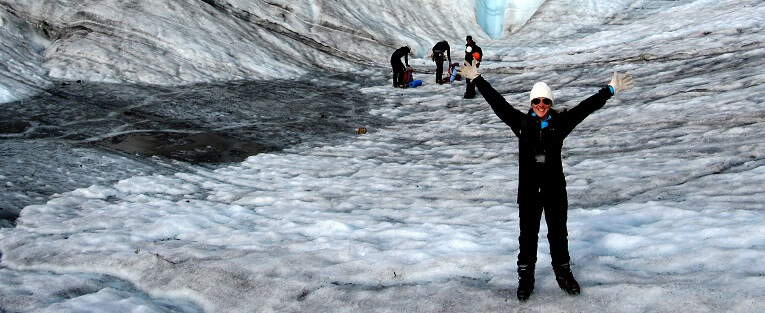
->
[531,97,552,119]
[528,82,554,119]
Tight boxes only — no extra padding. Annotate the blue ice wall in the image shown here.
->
[475,0,508,39]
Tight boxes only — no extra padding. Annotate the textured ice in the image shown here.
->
[1,0,765,312]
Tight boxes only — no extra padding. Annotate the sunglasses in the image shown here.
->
[531,98,552,106]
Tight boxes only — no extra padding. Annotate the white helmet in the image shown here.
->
[466,46,473,53]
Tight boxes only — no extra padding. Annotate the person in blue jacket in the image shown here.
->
[459,60,634,301]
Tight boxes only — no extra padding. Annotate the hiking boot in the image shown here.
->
[553,263,581,295]
[463,92,475,99]
[516,265,535,301]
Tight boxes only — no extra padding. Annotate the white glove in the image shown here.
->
[608,71,634,94]
[458,60,480,80]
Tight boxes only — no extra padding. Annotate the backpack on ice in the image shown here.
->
[448,62,461,82]
[403,67,413,85]
[402,68,422,88]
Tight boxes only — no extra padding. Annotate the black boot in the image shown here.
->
[516,265,535,301]
[553,263,580,295]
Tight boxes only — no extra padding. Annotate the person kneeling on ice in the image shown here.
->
[458,60,634,301]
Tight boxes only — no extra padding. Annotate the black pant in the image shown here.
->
[465,78,476,96]
[517,175,571,267]
[392,60,405,86]
[435,55,445,82]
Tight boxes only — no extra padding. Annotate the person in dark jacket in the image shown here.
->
[459,60,634,301]
[463,36,483,98]
[391,45,412,88]
[431,40,451,84]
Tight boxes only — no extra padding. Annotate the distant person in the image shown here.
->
[459,60,634,301]
[431,40,451,84]
[463,36,483,98]
[391,45,412,88]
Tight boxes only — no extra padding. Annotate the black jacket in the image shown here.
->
[432,41,451,63]
[465,42,483,63]
[474,76,612,204]
[391,46,410,66]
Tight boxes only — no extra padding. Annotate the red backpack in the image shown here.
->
[403,67,414,85]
